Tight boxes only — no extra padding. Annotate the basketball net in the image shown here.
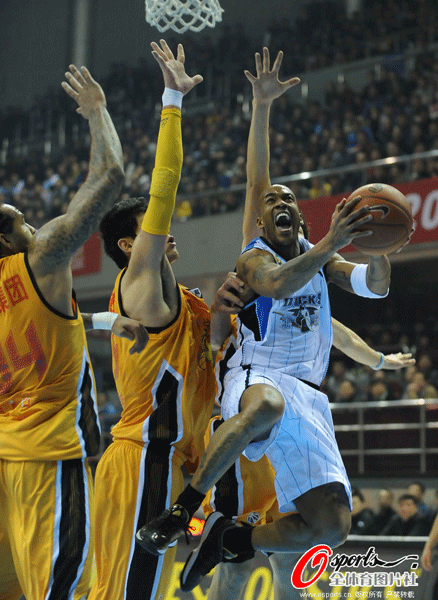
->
[145,0,224,33]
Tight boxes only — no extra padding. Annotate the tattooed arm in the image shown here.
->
[325,253,390,296]
[236,196,374,300]
[29,66,124,276]
[27,65,124,314]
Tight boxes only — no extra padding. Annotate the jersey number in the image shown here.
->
[0,322,48,394]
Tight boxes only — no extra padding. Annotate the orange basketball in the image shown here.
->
[347,183,413,255]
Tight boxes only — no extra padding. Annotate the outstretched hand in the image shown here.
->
[381,352,416,370]
[245,47,300,104]
[111,315,149,355]
[151,39,203,96]
[61,65,106,119]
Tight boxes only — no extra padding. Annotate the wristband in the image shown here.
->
[372,352,385,370]
[350,264,389,299]
[162,88,183,108]
[91,312,118,331]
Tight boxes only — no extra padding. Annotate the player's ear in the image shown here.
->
[256,216,264,230]
[0,233,13,254]
[117,237,134,256]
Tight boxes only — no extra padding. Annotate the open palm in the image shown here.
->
[245,47,300,103]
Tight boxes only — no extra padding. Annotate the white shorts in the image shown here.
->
[221,368,352,513]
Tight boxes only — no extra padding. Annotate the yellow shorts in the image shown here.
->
[89,439,185,600]
[203,417,293,525]
[0,457,94,600]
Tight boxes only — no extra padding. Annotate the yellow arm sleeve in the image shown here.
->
[141,107,182,235]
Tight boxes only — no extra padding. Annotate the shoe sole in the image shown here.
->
[135,530,178,556]
[180,512,224,592]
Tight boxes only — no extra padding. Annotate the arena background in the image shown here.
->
[2,0,438,598]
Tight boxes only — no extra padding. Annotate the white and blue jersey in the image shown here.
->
[219,236,352,511]
[228,236,333,386]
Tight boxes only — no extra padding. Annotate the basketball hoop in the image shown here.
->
[145,0,224,33]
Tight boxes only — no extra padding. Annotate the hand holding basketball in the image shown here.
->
[346,184,414,255]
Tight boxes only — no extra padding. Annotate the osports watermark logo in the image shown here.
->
[291,545,420,590]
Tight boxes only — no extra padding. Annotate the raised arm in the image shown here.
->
[29,66,124,277]
[332,318,415,370]
[242,49,300,248]
[121,40,203,328]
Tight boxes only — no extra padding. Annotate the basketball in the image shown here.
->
[346,183,414,255]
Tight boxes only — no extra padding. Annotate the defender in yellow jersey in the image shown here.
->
[90,41,242,600]
[0,66,125,600]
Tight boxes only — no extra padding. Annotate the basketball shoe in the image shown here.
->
[180,511,255,592]
[135,503,190,555]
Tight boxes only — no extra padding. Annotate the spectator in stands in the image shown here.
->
[334,378,359,403]
[350,488,376,535]
[325,359,349,402]
[403,371,438,400]
[407,482,436,526]
[381,494,432,536]
[367,374,392,401]
[365,488,397,535]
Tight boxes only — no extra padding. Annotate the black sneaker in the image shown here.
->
[135,503,190,556]
[180,512,254,592]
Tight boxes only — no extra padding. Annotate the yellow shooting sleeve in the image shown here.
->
[141,107,182,236]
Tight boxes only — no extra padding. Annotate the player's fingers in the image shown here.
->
[64,71,83,92]
[61,81,79,98]
[151,42,167,61]
[191,74,203,86]
[282,77,301,90]
[151,50,166,68]
[244,70,256,83]
[177,43,185,63]
[271,50,283,73]
[69,64,87,86]
[80,66,95,83]
[159,39,174,59]
[226,272,245,288]
[350,228,373,239]
[254,52,262,76]
[129,330,149,354]
[262,47,270,72]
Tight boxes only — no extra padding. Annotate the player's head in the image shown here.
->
[0,204,36,258]
[100,197,179,269]
[256,185,301,247]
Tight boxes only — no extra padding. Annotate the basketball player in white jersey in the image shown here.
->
[137,48,392,593]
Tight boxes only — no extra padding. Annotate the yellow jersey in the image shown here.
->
[0,252,100,460]
[109,271,215,466]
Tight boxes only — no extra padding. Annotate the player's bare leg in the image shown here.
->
[207,560,255,600]
[251,483,351,553]
[191,384,285,493]
[136,384,284,555]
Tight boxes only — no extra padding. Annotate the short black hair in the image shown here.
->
[398,494,419,505]
[0,206,14,235]
[100,197,148,269]
[351,487,365,502]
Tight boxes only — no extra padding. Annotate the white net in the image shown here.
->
[145,0,224,33]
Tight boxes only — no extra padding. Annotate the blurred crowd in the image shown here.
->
[351,483,437,536]
[1,1,438,226]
